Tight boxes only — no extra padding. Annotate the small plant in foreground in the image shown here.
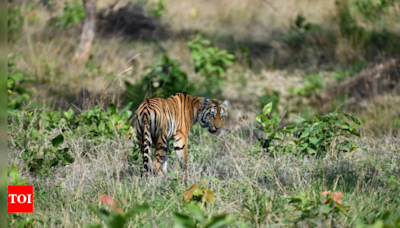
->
[188,34,235,96]
[357,211,400,228]
[254,102,363,157]
[175,184,235,228]
[9,164,28,185]
[174,204,235,228]
[87,195,149,228]
[287,190,350,226]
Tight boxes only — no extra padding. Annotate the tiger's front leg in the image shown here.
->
[173,132,188,171]
[153,135,168,175]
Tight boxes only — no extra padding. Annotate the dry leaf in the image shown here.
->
[331,191,343,205]
[202,188,215,204]
[99,194,115,207]
[321,190,332,196]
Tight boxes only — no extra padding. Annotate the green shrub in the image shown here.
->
[289,73,325,96]
[124,55,194,106]
[18,134,74,174]
[287,191,350,226]
[147,0,166,21]
[258,89,280,115]
[47,1,85,29]
[284,14,322,49]
[254,102,363,157]
[7,54,35,110]
[188,34,235,96]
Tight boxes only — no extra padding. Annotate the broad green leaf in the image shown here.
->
[263,103,273,115]
[98,120,105,132]
[185,204,204,222]
[52,134,64,147]
[126,204,149,215]
[309,137,319,145]
[174,212,196,228]
[204,215,235,228]
[107,104,117,115]
[10,164,19,185]
[320,204,332,214]
[63,108,74,120]
[109,214,127,228]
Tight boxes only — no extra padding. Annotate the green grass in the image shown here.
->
[7,109,400,227]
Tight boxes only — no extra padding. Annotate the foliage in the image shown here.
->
[39,103,135,139]
[9,164,28,185]
[75,103,135,138]
[174,204,235,228]
[7,5,24,43]
[289,73,325,96]
[258,88,280,115]
[176,184,234,228]
[287,191,350,226]
[284,14,322,49]
[254,102,363,157]
[88,195,149,228]
[9,103,134,175]
[332,61,366,82]
[183,183,215,204]
[124,55,194,107]
[357,211,400,228]
[7,54,35,110]
[188,34,235,96]
[18,134,74,174]
[147,0,166,21]
[48,1,85,29]
[335,0,400,56]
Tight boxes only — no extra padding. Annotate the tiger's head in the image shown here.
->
[197,98,229,135]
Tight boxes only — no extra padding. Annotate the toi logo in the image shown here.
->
[8,185,34,213]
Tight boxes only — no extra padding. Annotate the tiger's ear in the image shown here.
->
[200,97,211,110]
[221,100,229,109]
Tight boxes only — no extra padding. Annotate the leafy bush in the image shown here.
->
[147,0,166,21]
[258,88,280,115]
[284,14,322,49]
[254,102,363,157]
[7,54,35,110]
[48,1,85,29]
[9,103,134,175]
[39,103,135,139]
[124,55,194,107]
[335,0,400,56]
[188,34,235,96]
[289,73,325,96]
[18,134,74,174]
[287,191,350,226]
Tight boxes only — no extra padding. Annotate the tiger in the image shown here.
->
[134,92,229,175]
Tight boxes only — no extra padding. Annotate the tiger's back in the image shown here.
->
[134,93,229,175]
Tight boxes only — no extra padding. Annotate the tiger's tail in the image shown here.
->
[142,115,153,175]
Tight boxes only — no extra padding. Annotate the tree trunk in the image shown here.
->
[72,0,97,64]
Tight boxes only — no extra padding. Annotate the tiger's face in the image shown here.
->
[198,98,229,135]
